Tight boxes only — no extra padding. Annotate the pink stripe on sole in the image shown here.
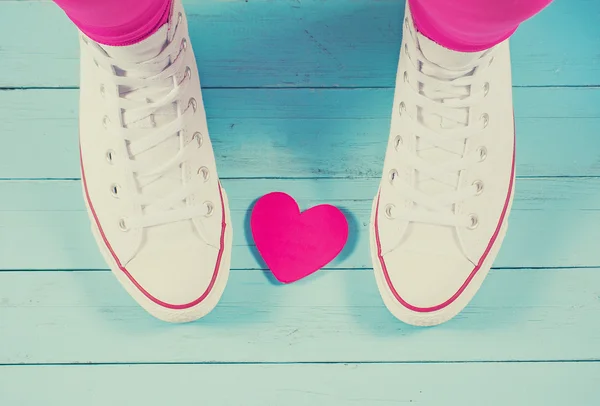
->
[80,149,227,310]
[374,140,515,313]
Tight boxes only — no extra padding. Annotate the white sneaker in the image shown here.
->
[370,6,515,326]
[78,0,232,323]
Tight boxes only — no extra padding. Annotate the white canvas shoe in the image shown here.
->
[370,6,515,326]
[78,0,232,323]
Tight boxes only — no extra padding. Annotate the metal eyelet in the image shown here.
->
[473,180,484,195]
[483,82,490,96]
[102,115,110,129]
[204,201,214,217]
[181,37,188,51]
[384,204,395,219]
[477,146,488,162]
[188,98,197,112]
[110,183,121,198]
[467,213,479,230]
[403,71,409,83]
[100,84,106,97]
[399,102,406,116]
[198,166,210,182]
[394,135,403,150]
[193,132,203,147]
[105,150,115,164]
[404,43,409,56]
[184,66,192,80]
[118,218,129,232]
[178,12,183,25]
[388,169,398,183]
[480,113,489,128]
[404,17,410,30]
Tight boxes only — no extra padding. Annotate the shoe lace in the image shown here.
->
[392,38,494,229]
[87,29,211,231]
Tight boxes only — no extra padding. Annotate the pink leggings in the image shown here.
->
[53,0,172,46]
[410,0,553,52]
[53,0,552,51]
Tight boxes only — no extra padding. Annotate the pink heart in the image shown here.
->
[251,192,349,283]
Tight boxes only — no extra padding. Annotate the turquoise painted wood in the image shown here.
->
[1,0,599,88]
[2,88,600,179]
[1,269,600,364]
[1,363,599,406]
[1,178,600,270]
[1,0,599,404]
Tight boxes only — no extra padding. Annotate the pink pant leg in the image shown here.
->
[409,0,553,52]
[53,0,172,46]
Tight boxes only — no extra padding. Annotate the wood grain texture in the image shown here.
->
[0,178,598,270]
[2,87,600,179]
[1,269,599,364]
[1,363,598,406]
[1,0,599,88]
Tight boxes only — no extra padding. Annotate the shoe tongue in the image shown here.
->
[103,24,184,215]
[416,32,484,70]
[414,33,480,204]
[101,25,170,63]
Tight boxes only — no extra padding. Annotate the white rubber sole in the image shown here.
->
[86,186,233,324]
[369,178,514,327]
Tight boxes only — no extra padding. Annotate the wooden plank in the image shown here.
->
[1,0,598,88]
[0,177,598,271]
[0,362,598,406]
[1,87,600,179]
[1,269,599,364]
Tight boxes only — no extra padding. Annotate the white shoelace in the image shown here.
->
[87,29,212,230]
[392,36,495,229]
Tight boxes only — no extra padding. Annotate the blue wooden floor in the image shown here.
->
[1,0,600,404]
